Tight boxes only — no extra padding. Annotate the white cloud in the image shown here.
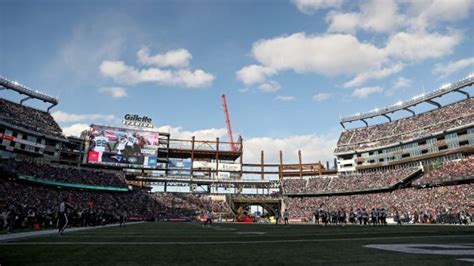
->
[41,12,143,89]
[236,64,276,85]
[275,95,295,101]
[406,0,474,30]
[237,33,392,88]
[327,0,404,34]
[157,125,227,141]
[237,0,468,89]
[352,86,384,98]
[100,60,214,88]
[433,57,474,78]
[385,31,461,61]
[312,92,332,102]
[52,111,116,123]
[292,0,343,15]
[393,77,411,89]
[98,87,128,98]
[238,87,250,93]
[326,12,360,34]
[137,47,192,68]
[385,77,412,96]
[326,0,473,34]
[358,0,404,33]
[158,125,337,164]
[343,63,404,88]
[258,81,281,93]
[62,123,90,137]
[244,134,337,164]
[251,33,385,76]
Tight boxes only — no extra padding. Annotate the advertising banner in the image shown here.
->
[169,158,192,175]
[192,161,241,171]
[218,163,241,171]
[193,160,214,169]
[169,158,192,169]
[217,171,231,179]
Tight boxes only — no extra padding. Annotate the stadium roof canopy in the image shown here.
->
[0,76,58,112]
[340,74,474,128]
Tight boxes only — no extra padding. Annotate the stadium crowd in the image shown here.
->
[284,184,472,224]
[0,179,149,232]
[415,157,474,185]
[336,98,474,152]
[283,167,419,194]
[282,178,307,193]
[0,158,128,189]
[0,176,232,232]
[152,193,231,219]
[0,99,63,136]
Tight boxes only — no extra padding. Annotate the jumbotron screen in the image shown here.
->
[87,125,159,168]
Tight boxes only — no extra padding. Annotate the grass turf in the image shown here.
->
[0,222,473,265]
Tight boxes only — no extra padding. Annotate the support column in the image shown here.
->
[279,150,283,194]
[239,136,243,180]
[298,150,303,179]
[261,150,264,181]
[215,138,219,179]
[190,136,195,177]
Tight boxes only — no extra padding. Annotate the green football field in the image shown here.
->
[0,222,473,265]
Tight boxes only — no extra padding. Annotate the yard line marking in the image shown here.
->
[1,234,472,245]
[365,244,474,256]
[457,258,474,263]
[0,222,144,242]
[235,232,266,235]
[56,231,469,238]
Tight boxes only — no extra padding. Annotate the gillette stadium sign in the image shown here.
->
[122,114,154,128]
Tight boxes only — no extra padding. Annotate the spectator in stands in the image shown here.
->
[284,184,471,224]
[336,98,473,153]
[0,99,62,136]
[283,167,418,194]
[0,159,128,189]
[416,157,474,185]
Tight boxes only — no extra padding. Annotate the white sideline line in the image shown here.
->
[457,258,474,263]
[1,234,472,245]
[365,244,474,255]
[60,230,461,238]
[0,222,144,242]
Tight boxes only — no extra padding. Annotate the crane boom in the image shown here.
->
[221,94,238,152]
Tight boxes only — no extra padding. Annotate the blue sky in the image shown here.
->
[1,0,473,163]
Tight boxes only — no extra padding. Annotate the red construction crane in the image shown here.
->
[221,94,238,152]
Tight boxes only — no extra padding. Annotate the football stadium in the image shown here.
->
[0,1,474,265]
[0,73,473,265]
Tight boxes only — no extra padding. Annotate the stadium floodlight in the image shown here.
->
[440,83,451,90]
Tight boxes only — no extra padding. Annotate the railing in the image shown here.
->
[340,74,474,123]
[0,76,58,104]
[17,175,129,192]
[169,139,241,152]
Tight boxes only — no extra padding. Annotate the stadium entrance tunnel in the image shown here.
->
[231,198,281,220]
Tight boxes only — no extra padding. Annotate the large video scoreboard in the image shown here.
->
[86,124,159,168]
